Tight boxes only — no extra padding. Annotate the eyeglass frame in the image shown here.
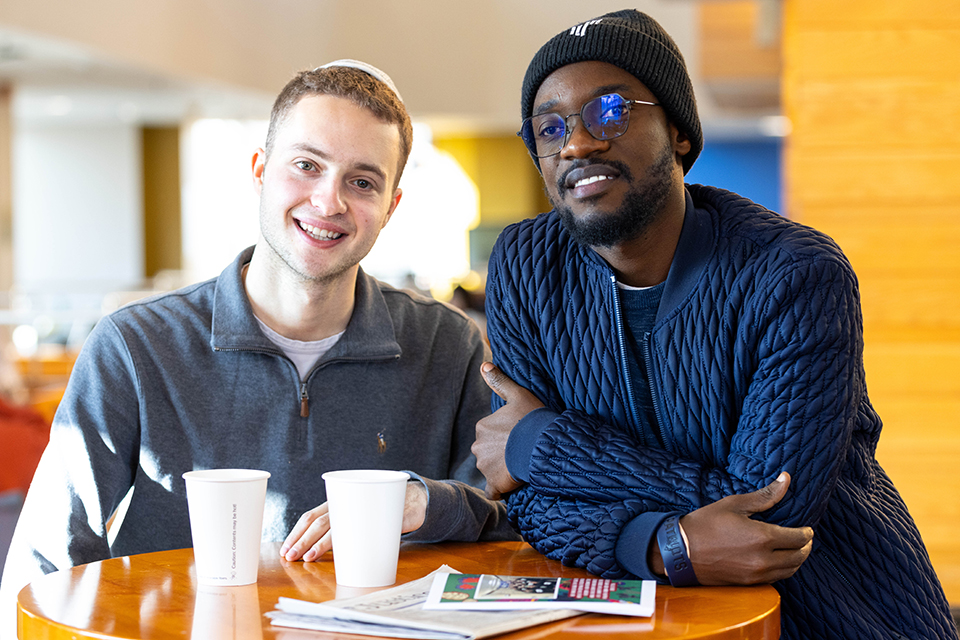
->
[517,93,661,159]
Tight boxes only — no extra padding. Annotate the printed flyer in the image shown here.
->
[423,573,655,617]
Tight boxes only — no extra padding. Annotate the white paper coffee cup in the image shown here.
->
[322,469,409,587]
[183,469,270,586]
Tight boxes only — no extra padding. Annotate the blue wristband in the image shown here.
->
[657,515,699,587]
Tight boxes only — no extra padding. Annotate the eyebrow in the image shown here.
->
[533,83,636,116]
[291,142,389,183]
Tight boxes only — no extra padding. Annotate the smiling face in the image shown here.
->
[252,94,402,286]
[533,61,690,248]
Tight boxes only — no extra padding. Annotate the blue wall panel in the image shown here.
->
[685,140,782,214]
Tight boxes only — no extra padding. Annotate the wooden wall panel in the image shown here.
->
[789,31,960,81]
[784,0,960,604]
[700,1,780,79]
[790,155,960,207]
[788,0,960,29]
[790,82,960,149]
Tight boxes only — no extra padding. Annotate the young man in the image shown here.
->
[0,60,516,636]
[472,10,956,639]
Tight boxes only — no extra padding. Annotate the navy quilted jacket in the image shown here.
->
[486,185,956,639]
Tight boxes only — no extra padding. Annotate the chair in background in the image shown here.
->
[0,397,50,574]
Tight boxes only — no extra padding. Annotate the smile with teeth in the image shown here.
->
[298,220,343,241]
[574,175,613,189]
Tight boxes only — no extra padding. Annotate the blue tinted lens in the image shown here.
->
[583,94,629,139]
[522,113,565,157]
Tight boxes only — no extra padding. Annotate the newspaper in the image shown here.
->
[267,565,583,640]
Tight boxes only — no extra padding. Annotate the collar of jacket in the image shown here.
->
[577,186,717,323]
[208,245,402,361]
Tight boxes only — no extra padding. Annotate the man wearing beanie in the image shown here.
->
[1,60,519,637]
[474,9,956,639]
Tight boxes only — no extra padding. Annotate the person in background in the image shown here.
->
[1,59,517,638]
[472,10,956,639]
[450,285,487,341]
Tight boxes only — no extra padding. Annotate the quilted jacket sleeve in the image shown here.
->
[487,226,864,577]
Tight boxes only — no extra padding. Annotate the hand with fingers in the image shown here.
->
[651,472,815,585]
[280,481,429,562]
[472,362,545,500]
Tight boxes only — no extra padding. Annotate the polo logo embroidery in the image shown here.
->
[570,19,603,37]
[377,431,387,454]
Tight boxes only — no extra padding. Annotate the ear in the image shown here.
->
[671,125,692,163]
[252,148,267,195]
[381,188,403,230]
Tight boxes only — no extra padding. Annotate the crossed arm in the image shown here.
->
[472,363,814,585]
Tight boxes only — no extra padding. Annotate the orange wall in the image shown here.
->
[784,0,960,603]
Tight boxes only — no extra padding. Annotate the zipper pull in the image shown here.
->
[300,382,309,418]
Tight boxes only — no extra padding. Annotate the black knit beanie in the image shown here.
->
[521,9,702,174]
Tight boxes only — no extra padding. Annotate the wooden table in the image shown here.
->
[18,541,779,639]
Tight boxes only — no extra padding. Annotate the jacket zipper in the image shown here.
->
[610,275,645,445]
[820,547,908,639]
[641,332,667,449]
[215,345,308,418]
[215,347,398,421]
[299,382,309,418]
[298,354,400,419]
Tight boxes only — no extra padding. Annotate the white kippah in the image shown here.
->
[315,59,403,103]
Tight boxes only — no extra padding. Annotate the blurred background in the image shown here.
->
[0,0,956,608]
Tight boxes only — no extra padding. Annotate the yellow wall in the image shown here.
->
[141,127,182,277]
[434,134,549,281]
[784,0,960,603]
[434,134,549,228]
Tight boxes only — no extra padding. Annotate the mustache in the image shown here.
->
[556,159,634,194]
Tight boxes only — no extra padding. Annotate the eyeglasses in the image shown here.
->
[518,93,660,159]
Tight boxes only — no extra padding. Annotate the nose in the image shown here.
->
[310,177,347,216]
[559,114,610,160]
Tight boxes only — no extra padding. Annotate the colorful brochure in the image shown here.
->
[423,573,656,617]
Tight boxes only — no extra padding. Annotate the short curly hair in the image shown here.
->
[265,66,413,187]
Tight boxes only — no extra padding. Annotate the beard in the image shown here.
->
[553,144,675,248]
